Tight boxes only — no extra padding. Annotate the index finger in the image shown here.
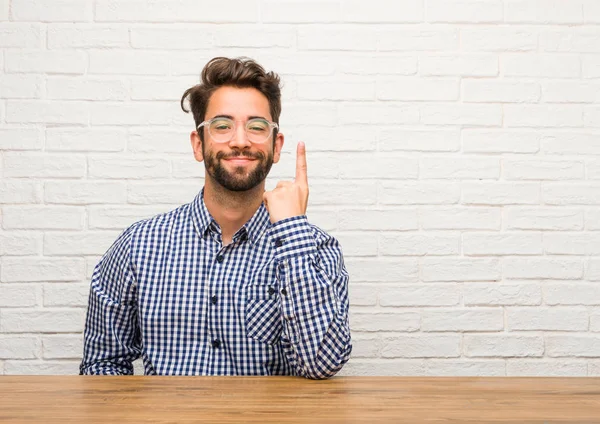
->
[295,141,308,185]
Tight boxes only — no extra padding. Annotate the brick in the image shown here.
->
[42,335,83,359]
[0,127,43,150]
[506,207,584,231]
[6,100,88,125]
[131,27,213,49]
[0,23,41,47]
[426,0,502,22]
[130,78,193,101]
[422,308,503,332]
[128,129,191,153]
[503,258,583,280]
[214,26,293,48]
[336,55,417,75]
[544,183,600,205]
[128,182,201,205]
[48,25,128,48]
[421,104,502,126]
[329,232,378,257]
[382,335,460,358]
[462,182,539,205]
[1,308,85,333]
[44,232,119,256]
[348,283,378,306]
[540,29,600,53]
[350,335,381,358]
[306,207,339,233]
[0,0,6,20]
[339,103,419,125]
[0,233,40,256]
[465,335,543,357]
[504,159,584,180]
[464,233,542,256]
[585,107,600,128]
[3,360,80,375]
[345,259,418,283]
[47,77,127,101]
[505,0,583,23]
[89,51,170,75]
[379,129,460,152]
[462,80,540,103]
[503,54,580,78]
[0,284,39,307]
[311,153,418,180]
[585,159,600,179]
[462,130,540,153]
[588,259,600,281]
[464,283,541,306]
[460,27,537,51]
[44,283,90,307]
[380,182,460,205]
[546,336,600,357]
[379,233,460,256]
[421,258,500,282]
[545,233,600,255]
[507,307,588,331]
[298,77,375,101]
[310,182,378,206]
[2,206,84,230]
[542,81,600,103]
[5,50,86,74]
[421,207,501,230]
[420,55,497,77]
[11,0,92,21]
[504,105,583,128]
[0,180,40,204]
[90,103,176,125]
[377,77,458,101]
[379,28,459,51]
[256,54,336,76]
[425,360,505,376]
[0,337,39,359]
[298,26,377,51]
[88,156,170,179]
[592,314,600,332]
[281,103,337,126]
[1,258,84,282]
[420,157,499,179]
[45,181,126,205]
[46,128,126,152]
[583,55,600,78]
[171,159,205,180]
[351,312,420,332]
[0,74,42,98]
[585,0,600,23]
[545,283,600,306]
[96,0,258,22]
[507,360,587,376]
[261,0,338,23]
[338,360,426,376]
[343,0,423,22]
[338,209,418,231]
[586,209,600,229]
[3,153,85,178]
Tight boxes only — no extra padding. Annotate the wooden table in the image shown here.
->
[1,376,600,423]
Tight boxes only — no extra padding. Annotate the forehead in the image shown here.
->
[205,86,271,120]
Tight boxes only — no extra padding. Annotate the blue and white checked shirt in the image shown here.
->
[80,189,352,379]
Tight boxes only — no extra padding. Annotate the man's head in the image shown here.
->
[182,57,284,192]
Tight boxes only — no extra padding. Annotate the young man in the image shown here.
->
[80,57,352,379]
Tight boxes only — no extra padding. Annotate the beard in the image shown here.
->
[203,146,274,192]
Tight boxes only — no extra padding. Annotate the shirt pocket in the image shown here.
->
[244,283,282,345]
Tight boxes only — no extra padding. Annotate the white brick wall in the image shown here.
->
[1,0,600,377]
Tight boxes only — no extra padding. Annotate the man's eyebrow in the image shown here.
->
[209,114,269,121]
[210,114,234,120]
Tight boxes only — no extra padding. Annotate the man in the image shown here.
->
[80,57,352,379]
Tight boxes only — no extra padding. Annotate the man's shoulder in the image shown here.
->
[121,202,193,241]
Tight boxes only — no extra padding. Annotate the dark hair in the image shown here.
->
[181,57,282,141]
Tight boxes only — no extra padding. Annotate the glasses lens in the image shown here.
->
[208,118,234,142]
[246,119,271,143]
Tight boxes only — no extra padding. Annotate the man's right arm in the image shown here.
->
[79,224,142,375]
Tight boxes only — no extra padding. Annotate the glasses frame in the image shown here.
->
[197,117,279,144]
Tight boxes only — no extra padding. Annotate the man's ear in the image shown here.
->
[272,132,284,164]
[190,131,204,162]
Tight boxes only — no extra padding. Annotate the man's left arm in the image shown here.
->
[268,215,352,379]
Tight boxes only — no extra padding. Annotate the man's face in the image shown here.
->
[191,86,284,192]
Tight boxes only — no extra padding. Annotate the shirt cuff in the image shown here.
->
[268,215,318,263]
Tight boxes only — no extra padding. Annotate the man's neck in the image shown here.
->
[203,179,264,246]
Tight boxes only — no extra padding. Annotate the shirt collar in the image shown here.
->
[191,188,271,244]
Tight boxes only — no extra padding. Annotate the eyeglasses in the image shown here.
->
[197,117,279,144]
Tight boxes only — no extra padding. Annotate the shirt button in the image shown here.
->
[268,287,275,296]
[210,295,218,305]
[275,238,284,247]
[216,255,224,263]
[212,339,221,349]
[281,288,288,296]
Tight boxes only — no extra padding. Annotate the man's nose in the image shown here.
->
[228,123,251,148]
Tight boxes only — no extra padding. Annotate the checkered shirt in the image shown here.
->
[80,190,352,379]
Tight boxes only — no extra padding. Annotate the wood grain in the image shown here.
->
[1,376,600,423]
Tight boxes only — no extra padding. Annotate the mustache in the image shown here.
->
[216,151,265,160]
